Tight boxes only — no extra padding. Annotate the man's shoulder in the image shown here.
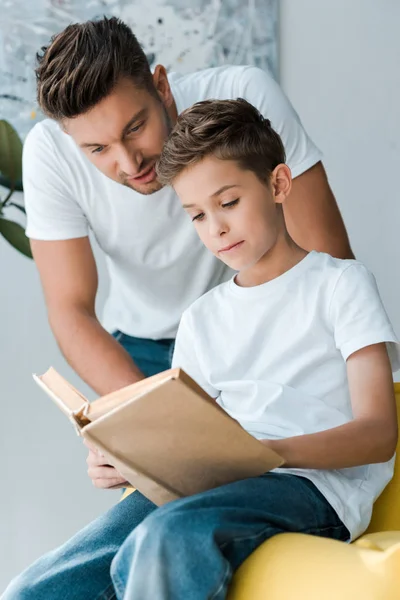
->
[171,64,252,84]
[23,118,104,192]
[24,118,79,160]
[171,65,269,106]
[25,118,64,145]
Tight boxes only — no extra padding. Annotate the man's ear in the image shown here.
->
[152,65,174,109]
[271,164,292,204]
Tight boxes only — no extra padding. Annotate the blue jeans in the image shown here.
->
[3,474,349,599]
[112,331,175,377]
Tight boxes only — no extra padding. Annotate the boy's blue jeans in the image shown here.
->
[3,334,349,598]
[3,474,349,600]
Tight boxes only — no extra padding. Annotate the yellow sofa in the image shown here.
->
[227,383,400,599]
[121,384,400,598]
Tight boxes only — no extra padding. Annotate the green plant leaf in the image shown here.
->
[0,216,32,258]
[0,120,23,188]
[8,202,26,214]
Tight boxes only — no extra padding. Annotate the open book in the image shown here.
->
[34,367,284,506]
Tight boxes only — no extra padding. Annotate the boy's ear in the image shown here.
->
[271,164,292,204]
[60,120,69,135]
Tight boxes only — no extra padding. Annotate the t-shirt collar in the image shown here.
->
[228,250,319,298]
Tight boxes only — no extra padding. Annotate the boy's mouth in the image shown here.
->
[218,241,244,254]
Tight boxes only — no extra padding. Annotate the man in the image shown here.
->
[24,16,353,488]
[5,96,395,600]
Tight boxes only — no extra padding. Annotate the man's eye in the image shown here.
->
[92,146,105,154]
[192,213,205,222]
[222,198,240,208]
[127,123,143,135]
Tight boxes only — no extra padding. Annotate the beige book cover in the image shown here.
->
[34,367,284,506]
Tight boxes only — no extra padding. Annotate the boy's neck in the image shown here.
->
[235,234,309,288]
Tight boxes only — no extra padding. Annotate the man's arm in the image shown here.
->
[262,343,397,469]
[237,67,353,258]
[31,237,145,396]
[283,162,354,259]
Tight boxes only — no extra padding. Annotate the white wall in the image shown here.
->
[0,203,118,591]
[1,0,400,590]
[279,0,400,342]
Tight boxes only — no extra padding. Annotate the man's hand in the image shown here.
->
[84,439,128,489]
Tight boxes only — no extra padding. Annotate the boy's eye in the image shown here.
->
[92,145,105,154]
[222,198,240,208]
[192,212,205,222]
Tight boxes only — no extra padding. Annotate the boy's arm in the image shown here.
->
[262,343,397,469]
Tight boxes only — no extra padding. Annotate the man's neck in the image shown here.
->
[167,93,179,126]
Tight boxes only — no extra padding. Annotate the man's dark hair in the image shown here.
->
[157,98,286,187]
[36,16,154,120]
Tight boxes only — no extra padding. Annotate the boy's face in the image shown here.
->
[174,155,287,272]
[63,68,174,195]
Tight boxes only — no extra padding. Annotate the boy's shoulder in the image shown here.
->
[311,252,373,287]
[311,251,368,275]
[180,252,374,327]
[181,279,232,322]
[296,252,377,306]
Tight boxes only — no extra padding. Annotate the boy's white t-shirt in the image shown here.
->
[23,65,322,340]
[172,252,400,540]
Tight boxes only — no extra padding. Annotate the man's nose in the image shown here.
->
[116,145,141,175]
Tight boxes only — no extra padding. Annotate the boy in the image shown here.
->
[4,99,398,599]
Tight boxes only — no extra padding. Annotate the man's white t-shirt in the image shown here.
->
[23,65,322,340]
[172,251,400,540]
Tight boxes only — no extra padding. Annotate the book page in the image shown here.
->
[33,368,91,430]
[86,368,182,421]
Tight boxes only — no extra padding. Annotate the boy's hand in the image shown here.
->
[84,439,128,489]
[260,438,288,466]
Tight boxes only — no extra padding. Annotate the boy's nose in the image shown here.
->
[209,216,228,238]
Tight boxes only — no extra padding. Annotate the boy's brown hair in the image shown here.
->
[156,98,286,186]
[36,16,154,120]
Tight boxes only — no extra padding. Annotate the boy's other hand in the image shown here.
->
[260,438,288,466]
[84,439,128,489]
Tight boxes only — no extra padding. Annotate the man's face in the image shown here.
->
[64,76,173,195]
[173,155,281,272]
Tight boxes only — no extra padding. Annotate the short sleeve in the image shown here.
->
[172,310,218,398]
[237,66,322,178]
[329,263,400,371]
[23,124,89,240]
